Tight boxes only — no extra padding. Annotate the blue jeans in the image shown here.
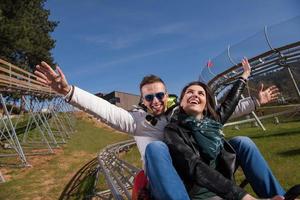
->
[145,137,285,200]
[145,141,190,200]
[228,136,285,198]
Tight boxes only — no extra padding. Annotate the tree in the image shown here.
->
[0,0,58,71]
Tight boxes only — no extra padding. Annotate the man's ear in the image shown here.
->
[138,97,148,111]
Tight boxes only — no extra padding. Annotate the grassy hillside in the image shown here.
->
[122,120,300,196]
[1,114,300,199]
[226,120,300,193]
[0,115,131,200]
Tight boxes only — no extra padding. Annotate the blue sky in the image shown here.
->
[45,0,300,96]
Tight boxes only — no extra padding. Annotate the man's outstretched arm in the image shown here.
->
[35,61,71,96]
[35,61,137,134]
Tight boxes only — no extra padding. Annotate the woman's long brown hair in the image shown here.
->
[179,81,219,121]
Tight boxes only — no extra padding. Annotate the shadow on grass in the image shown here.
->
[277,148,300,157]
[59,157,98,200]
[249,129,300,139]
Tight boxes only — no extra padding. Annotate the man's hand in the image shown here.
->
[34,61,71,96]
[258,83,280,105]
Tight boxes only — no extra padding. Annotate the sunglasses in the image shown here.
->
[144,92,165,102]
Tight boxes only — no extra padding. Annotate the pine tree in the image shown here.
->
[0,0,58,71]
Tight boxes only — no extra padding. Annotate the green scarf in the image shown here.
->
[180,114,224,162]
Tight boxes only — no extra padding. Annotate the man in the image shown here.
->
[35,61,283,200]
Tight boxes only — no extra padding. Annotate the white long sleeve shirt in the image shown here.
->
[68,86,257,164]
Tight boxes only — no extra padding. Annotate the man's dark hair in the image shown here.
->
[139,74,165,92]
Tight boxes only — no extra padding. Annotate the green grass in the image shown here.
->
[0,116,131,200]
[120,146,143,169]
[1,115,299,199]
[121,119,300,197]
[224,120,300,194]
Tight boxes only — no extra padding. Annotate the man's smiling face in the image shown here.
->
[141,82,168,116]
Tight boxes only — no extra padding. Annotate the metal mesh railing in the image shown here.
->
[199,16,300,95]
[0,59,76,167]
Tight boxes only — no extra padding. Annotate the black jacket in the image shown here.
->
[164,79,247,200]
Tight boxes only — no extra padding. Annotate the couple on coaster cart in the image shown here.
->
[35,58,300,200]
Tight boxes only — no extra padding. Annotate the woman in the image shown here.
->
[164,58,259,200]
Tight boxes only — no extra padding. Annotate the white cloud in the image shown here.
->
[83,33,145,49]
[70,46,177,78]
[80,21,194,49]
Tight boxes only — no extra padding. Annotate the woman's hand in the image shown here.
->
[241,194,257,200]
[258,83,280,105]
[34,61,71,96]
[241,57,251,80]
[241,194,285,200]
[270,195,285,200]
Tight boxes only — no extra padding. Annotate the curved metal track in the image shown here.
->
[60,139,140,200]
[209,41,300,94]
